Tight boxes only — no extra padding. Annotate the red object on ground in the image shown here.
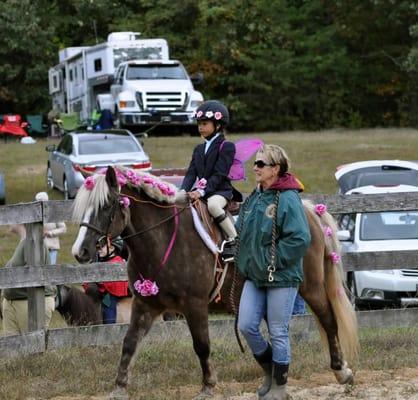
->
[0,115,28,137]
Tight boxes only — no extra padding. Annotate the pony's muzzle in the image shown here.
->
[74,247,93,264]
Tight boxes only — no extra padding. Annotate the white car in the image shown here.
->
[336,160,418,309]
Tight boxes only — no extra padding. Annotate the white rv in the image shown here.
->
[48,32,203,131]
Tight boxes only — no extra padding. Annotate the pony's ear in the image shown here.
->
[106,166,119,190]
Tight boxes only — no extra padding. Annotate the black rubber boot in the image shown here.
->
[261,362,289,400]
[253,344,272,398]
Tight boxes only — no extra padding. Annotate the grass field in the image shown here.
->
[2,127,418,266]
[1,129,418,398]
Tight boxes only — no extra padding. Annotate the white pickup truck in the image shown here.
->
[98,59,203,132]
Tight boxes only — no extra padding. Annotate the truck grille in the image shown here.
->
[401,269,418,277]
[144,92,186,111]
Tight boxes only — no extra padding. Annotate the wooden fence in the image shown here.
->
[1,192,418,358]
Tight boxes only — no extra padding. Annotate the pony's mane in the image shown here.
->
[72,167,184,222]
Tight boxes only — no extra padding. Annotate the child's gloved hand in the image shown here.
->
[188,191,201,201]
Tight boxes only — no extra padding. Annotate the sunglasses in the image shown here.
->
[254,160,274,168]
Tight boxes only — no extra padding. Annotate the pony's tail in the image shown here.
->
[321,211,359,363]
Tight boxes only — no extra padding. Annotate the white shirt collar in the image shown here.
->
[204,133,220,154]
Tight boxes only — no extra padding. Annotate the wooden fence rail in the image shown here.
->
[1,193,418,358]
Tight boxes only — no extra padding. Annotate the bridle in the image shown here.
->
[79,200,119,249]
[79,194,190,248]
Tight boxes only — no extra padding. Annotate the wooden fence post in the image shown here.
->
[25,222,46,332]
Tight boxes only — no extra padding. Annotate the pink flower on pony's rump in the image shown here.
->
[196,178,207,190]
[314,203,327,216]
[120,196,130,208]
[330,251,341,264]
[84,176,95,190]
[133,279,159,296]
[323,226,333,237]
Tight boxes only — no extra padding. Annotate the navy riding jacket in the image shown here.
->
[181,134,235,200]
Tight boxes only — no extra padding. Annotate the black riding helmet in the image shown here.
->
[195,100,229,128]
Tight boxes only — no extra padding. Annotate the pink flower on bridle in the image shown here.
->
[119,196,130,208]
[84,176,95,190]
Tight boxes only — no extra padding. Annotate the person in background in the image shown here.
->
[181,100,242,262]
[2,227,56,335]
[35,192,67,265]
[236,144,311,400]
[83,238,129,324]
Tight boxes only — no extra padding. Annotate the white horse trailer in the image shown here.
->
[48,32,202,132]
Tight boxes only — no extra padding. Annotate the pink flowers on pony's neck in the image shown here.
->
[134,279,159,296]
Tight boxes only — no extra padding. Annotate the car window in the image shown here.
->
[338,166,418,193]
[57,135,73,155]
[126,64,187,80]
[78,136,141,155]
[360,211,418,240]
[339,213,355,240]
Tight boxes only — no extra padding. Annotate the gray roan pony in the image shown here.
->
[71,166,358,399]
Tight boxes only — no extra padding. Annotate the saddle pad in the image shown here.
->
[190,206,219,254]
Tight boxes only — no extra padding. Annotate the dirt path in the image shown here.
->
[48,368,418,400]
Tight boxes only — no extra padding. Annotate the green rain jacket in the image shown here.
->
[235,174,311,288]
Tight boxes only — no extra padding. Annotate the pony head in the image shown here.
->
[71,167,130,263]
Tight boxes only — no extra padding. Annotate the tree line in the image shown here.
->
[0,0,417,131]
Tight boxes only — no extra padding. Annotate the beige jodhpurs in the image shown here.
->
[207,194,237,240]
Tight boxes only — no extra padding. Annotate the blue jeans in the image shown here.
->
[49,249,58,265]
[102,294,118,324]
[292,293,306,315]
[238,280,298,364]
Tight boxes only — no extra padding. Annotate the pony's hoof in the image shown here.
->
[109,386,129,400]
[193,385,214,399]
[334,362,354,384]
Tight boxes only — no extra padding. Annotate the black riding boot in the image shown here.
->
[253,344,272,398]
[262,362,289,400]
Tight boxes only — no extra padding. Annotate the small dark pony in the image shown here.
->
[71,166,358,400]
[56,285,133,326]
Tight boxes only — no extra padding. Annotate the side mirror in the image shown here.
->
[191,72,204,86]
[45,144,56,152]
[337,230,351,241]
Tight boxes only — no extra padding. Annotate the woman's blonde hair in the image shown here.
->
[256,144,290,176]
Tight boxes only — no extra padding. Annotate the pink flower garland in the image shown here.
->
[133,279,159,296]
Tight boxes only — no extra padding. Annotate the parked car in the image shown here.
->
[46,129,151,199]
[336,160,418,309]
[0,170,5,204]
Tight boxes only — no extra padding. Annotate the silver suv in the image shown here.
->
[46,129,151,199]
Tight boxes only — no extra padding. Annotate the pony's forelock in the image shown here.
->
[72,174,110,222]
